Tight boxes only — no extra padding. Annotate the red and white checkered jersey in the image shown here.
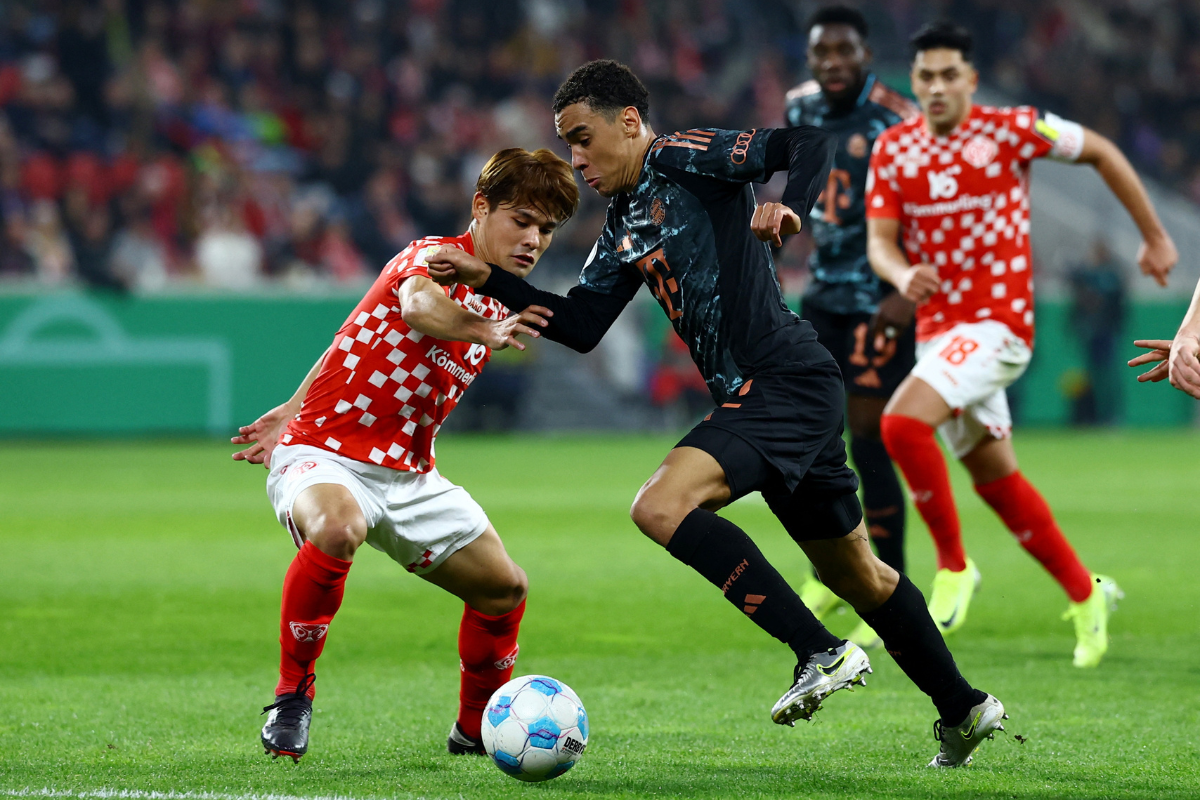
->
[866,104,1084,345]
[283,231,510,471]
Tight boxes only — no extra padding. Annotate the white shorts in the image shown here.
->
[912,321,1032,459]
[266,444,489,574]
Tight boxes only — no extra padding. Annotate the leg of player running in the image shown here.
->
[879,376,964,570]
[960,436,1093,602]
[262,484,365,760]
[630,446,842,661]
[279,484,366,695]
[800,528,995,730]
[880,376,985,634]
[420,525,527,751]
[847,394,906,574]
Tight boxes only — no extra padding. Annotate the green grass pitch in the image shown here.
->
[1,431,1198,799]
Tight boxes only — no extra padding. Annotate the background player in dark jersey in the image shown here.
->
[784,6,919,647]
[429,60,1005,767]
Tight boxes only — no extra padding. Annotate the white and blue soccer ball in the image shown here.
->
[480,674,589,782]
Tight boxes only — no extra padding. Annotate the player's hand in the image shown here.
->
[1128,339,1171,382]
[231,403,295,469]
[870,292,917,352]
[751,202,802,248]
[1130,336,1200,398]
[426,246,493,289]
[1137,233,1177,288]
[896,264,940,304]
[482,305,553,351]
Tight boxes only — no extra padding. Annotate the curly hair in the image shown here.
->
[807,5,868,39]
[475,148,580,223]
[552,59,650,121]
[910,20,973,63]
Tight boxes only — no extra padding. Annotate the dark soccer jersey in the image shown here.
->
[786,73,917,315]
[476,126,837,406]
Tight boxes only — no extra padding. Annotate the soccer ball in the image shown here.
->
[480,674,589,782]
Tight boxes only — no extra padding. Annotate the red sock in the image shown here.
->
[457,600,525,740]
[880,414,967,572]
[276,541,352,699]
[974,472,1093,602]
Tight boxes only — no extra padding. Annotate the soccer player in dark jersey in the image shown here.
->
[784,5,919,647]
[429,60,1005,766]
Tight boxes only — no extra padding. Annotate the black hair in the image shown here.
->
[553,59,650,120]
[806,5,869,39]
[909,20,973,62]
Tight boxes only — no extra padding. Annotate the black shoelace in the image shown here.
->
[932,719,945,742]
[261,673,316,725]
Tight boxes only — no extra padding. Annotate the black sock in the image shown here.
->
[859,574,986,724]
[667,509,841,661]
[851,435,907,574]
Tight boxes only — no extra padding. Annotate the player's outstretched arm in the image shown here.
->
[427,246,631,354]
[397,273,549,351]
[1129,277,1200,399]
[1075,128,1177,287]
[231,347,330,467]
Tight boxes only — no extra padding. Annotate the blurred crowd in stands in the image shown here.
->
[0,0,1197,291]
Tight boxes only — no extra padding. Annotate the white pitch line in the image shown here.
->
[1,790,455,800]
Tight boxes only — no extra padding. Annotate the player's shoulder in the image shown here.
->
[785,79,822,104]
[873,113,921,145]
[975,104,1039,128]
[383,235,465,275]
[651,127,722,154]
[866,80,919,122]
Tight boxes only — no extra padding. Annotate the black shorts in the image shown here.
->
[801,304,916,399]
[677,363,862,542]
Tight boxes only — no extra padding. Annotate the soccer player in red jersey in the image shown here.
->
[230,148,579,761]
[866,22,1177,667]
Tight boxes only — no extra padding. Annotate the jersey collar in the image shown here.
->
[821,72,875,118]
[855,72,877,107]
[458,229,477,256]
[921,103,980,140]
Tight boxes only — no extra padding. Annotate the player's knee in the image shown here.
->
[471,564,528,616]
[629,490,684,546]
[823,559,896,611]
[304,515,368,560]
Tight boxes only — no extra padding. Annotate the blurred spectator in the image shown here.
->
[0,0,1197,294]
[1067,239,1127,426]
[196,204,262,290]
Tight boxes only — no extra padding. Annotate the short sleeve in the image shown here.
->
[578,225,643,301]
[649,128,775,183]
[1005,106,1057,164]
[1032,110,1085,162]
[865,136,903,220]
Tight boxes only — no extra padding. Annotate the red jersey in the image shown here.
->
[866,104,1084,345]
[283,232,510,471]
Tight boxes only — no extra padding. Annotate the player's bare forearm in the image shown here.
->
[1078,129,1176,285]
[398,276,493,345]
[1179,279,1200,340]
[288,348,330,410]
[867,218,910,286]
[231,348,328,465]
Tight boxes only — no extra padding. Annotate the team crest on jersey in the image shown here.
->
[962,136,999,169]
[846,133,869,159]
[650,198,666,226]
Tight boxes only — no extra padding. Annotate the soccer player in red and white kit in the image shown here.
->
[866,22,1176,667]
[230,148,579,760]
